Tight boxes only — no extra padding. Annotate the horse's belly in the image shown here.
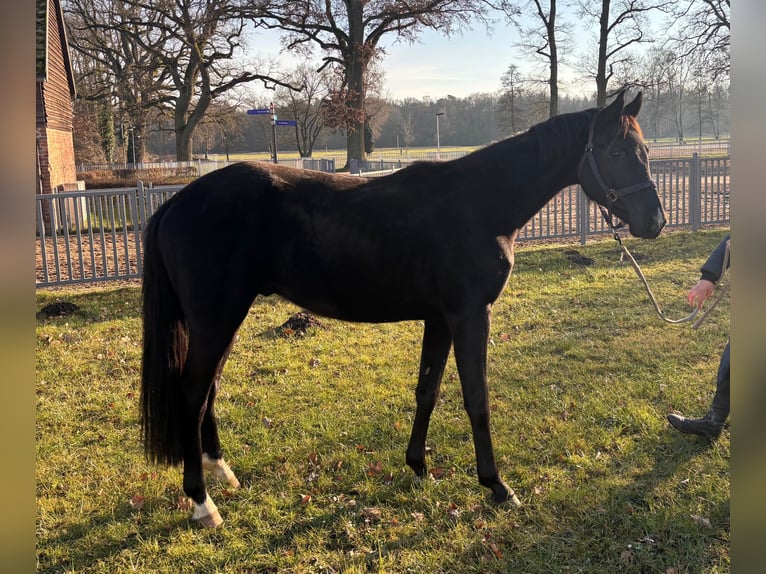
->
[272,276,434,324]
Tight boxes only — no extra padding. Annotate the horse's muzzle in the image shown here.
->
[633,207,666,239]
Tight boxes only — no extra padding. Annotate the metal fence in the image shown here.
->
[76,157,337,177]
[37,154,729,288]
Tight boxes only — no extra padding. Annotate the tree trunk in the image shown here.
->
[596,0,611,107]
[547,1,559,117]
[344,0,366,167]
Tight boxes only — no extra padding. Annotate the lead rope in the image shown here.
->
[598,205,730,327]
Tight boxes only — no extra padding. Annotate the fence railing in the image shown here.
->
[76,157,337,176]
[37,154,729,288]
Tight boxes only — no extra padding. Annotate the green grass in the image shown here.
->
[36,229,730,573]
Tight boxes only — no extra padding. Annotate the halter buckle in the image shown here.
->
[607,189,618,202]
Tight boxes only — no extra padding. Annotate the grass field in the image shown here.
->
[36,229,730,573]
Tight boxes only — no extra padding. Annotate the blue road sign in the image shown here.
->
[247,108,271,115]
[275,120,297,126]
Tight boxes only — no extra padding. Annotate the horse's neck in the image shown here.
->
[459,126,587,235]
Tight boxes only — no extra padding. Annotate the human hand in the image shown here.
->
[687,279,715,309]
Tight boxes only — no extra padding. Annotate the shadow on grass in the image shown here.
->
[439,430,729,573]
[36,285,142,324]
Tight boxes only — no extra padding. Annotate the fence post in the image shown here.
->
[350,159,358,175]
[689,153,701,231]
[577,187,588,245]
[133,181,145,277]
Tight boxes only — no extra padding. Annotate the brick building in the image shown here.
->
[36,0,79,197]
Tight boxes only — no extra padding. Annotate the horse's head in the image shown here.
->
[578,90,666,239]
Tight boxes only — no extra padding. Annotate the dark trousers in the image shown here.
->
[711,340,730,419]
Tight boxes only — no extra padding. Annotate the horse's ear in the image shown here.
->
[623,91,643,118]
[598,90,626,126]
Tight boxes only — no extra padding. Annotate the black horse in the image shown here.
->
[141,91,665,527]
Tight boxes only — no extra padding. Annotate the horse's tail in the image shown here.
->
[140,199,187,466]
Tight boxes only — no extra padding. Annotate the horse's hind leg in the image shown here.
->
[201,341,241,489]
[179,328,241,528]
[406,317,452,478]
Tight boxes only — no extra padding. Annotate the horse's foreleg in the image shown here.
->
[200,343,241,489]
[406,317,452,478]
[449,306,521,507]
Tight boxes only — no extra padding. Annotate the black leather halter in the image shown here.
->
[577,113,655,230]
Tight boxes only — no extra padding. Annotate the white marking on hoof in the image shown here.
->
[202,453,241,489]
[508,490,522,508]
[192,495,223,528]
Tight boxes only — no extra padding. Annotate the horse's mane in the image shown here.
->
[530,109,595,165]
[530,109,645,165]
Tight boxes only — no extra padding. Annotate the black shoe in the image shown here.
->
[667,411,724,440]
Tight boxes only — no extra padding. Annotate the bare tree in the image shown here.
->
[638,47,673,140]
[665,50,694,142]
[196,103,246,160]
[497,64,523,133]
[667,0,729,81]
[503,0,569,117]
[274,64,336,158]
[257,0,490,167]
[67,0,296,161]
[64,0,171,163]
[577,0,671,106]
[135,0,298,160]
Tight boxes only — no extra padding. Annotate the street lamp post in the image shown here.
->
[435,112,445,159]
[128,127,136,167]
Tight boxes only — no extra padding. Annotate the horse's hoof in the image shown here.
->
[503,490,522,508]
[191,495,223,528]
[490,480,522,507]
[194,509,223,528]
[202,454,241,489]
[406,459,427,480]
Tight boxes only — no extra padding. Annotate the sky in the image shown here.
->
[244,7,667,103]
[247,18,551,102]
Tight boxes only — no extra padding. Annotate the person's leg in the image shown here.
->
[667,340,730,440]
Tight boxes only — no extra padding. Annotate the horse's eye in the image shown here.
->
[610,150,623,158]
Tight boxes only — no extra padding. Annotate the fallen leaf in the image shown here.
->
[366,461,383,476]
[308,452,319,466]
[262,416,273,429]
[177,496,193,511]
[411,511,425,521]
[129,495,145,509]
[362,507,382,524]
[383,472,393,485]
[690,514,712,528]
[300,493,312,505]
[430,467,446,480]
[447,502,461,519]
[620,548,633,564]
[487,541,503,560]
[666,568,678,574]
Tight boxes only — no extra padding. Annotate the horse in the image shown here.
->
[140,90,666,527]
